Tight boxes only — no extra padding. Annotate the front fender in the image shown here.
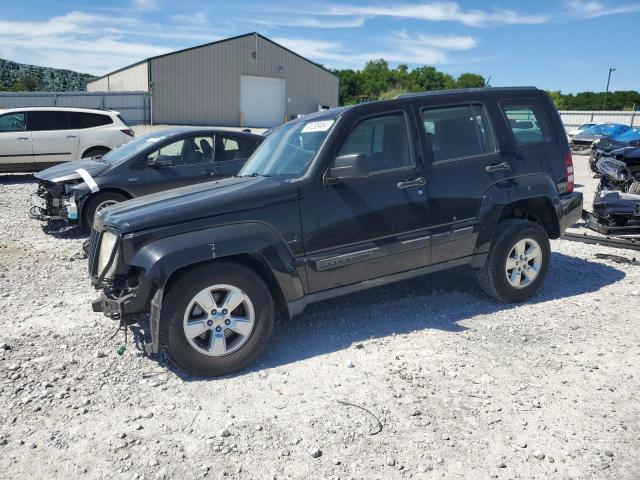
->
[475,174,561,253]
[127,221,305,303]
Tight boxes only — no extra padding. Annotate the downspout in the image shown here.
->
[148,60,153,126]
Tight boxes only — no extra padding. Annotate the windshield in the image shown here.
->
[239,117,336,179]
[613,127,640,142]
[101,134,167,166]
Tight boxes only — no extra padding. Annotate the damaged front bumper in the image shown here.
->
[29,182,82,226]
[92,286,163,354]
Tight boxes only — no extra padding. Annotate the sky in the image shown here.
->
[1,0,639,93]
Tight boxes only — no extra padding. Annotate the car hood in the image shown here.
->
[572,133,606,142]
[595,138,626,152]
[97,175,298,233]
[34,158,109,183]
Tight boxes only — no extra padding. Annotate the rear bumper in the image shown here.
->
[559,192,583,234]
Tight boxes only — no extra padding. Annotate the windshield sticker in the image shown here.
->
[302,120,334,133]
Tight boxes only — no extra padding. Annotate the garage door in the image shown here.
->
[240,76,285,128]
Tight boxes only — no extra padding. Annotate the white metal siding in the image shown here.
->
[87,77,108,92]
[86,62,148,92]
[240,76,285,127]
[559,110,640,129]
[150,34,338,126]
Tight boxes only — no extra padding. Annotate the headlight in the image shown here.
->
[97,231,119,277]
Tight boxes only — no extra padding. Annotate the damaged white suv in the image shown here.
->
[0,107,134,173]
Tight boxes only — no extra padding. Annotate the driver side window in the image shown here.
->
[337,113,412,174]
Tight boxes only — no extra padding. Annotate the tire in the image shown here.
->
[477,219,550,303]
[82,191,128,229]
[160,261,275,377]
[628,181,640,195]
[82,147,110,159]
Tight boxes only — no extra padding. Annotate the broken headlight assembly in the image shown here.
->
[595,157,627,182]
[98,230,119,278]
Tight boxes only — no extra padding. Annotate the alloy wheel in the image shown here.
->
[182,284,255,357]
[505,238,543,289]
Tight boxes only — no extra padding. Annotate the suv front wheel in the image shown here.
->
[161,261,275,376]
[478,219,550,303]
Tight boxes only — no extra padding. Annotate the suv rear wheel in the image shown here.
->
[161,262,275,377]
[82,147,110,159]
[478,219,550,303]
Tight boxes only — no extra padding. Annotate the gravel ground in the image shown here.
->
[1,158,640,480]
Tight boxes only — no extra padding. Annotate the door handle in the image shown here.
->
[397,177,426,190]
[66,135,77,139]
[485,162,510,173]
[17,137,30,141]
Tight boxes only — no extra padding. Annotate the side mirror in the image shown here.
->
[147,155,174,168]
[328,153,368,181]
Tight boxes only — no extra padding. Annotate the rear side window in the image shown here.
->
[501,101,553,146]
[338,112,412,173]
[29,111,70,131]
[217,135,260,161]
[68,112,113,129]
[0,112,26,132]
[421,105,496,162]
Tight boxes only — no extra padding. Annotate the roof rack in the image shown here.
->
[396,86,538,99]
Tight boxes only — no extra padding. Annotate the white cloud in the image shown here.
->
[253,16,366,28]
[171,12,210,25]
[132,0,157,10]
[273,30,478,69]
[316,2,550,27]
[0,11,176,74]
[567,0,640,18]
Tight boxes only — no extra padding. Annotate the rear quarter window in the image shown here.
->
[68,112,113,129]
[501,100,554,146]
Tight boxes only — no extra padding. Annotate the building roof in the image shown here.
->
[87,32,337,85]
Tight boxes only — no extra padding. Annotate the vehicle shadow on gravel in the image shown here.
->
[155,251,625,380]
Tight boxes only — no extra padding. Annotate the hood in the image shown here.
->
[97,175,299,233]
[35,158,109,183]
[595,138,626,152]
[572,133,607,142]
[611,146,640,160]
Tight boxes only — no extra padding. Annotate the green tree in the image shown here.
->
[456,73,486,88]
[546,90,568,110]
[361,59,391,98]
[14,74,43,92]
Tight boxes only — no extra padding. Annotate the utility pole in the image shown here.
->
[602,67,615,111]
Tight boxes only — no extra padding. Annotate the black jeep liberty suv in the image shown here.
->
[89,87,582,376]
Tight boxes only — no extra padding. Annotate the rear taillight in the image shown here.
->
[121,129,135,137]
[564,151,574,193]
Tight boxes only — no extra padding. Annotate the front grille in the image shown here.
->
[87,227,101,276]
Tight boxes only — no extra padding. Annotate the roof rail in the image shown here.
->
[396,86,538,99]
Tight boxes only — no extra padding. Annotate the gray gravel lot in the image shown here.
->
[0,152,639,480]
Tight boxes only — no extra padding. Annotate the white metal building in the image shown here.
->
[87,33,339,128]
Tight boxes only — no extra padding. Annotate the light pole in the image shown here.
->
[603,67,615,111]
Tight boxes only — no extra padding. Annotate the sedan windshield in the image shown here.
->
[239,117,336,179]
[101,134,167,166]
